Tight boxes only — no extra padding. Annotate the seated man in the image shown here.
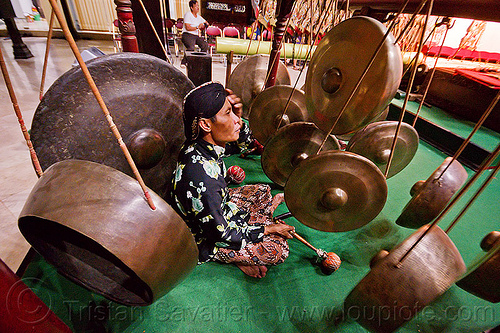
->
[171,82,295,279]
[181,0,209,67]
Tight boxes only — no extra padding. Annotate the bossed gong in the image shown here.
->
[249,85,309,144]
[30,53,194,200]
[284,151,387,232]
[305,16,402,135]
[344,225,466,333]
[262,122,339,187]
[456,231,500,303]
[227,54,290,118]
[18,160,199,306]
[396,157,468,228]
[346,121,419,178]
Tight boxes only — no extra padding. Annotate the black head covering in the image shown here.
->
[183,82,228,141]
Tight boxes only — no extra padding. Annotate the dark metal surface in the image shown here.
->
[18,160,199,306]
[305,16,402,135]
[344,225,466,333]
[457,231,500,303]
[261,122,339,187]
[346,120,419,178]
[249,86,309,144]
[30,53,194,200]
[284,151,387,232]
[226,54,290,118]
[396,157,468,228]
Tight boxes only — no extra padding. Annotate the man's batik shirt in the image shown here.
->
[171,138,265,262]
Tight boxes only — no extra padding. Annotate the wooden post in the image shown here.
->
[225,50,234,87]
[115,0,140,53]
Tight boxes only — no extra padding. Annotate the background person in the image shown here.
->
[181,0,209,67]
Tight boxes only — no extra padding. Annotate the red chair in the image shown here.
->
[206,25,222,59]
[223,26,240,38]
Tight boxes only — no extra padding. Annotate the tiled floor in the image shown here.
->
[0,35,306,272]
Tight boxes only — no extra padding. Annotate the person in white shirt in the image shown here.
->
[181,0,209,67]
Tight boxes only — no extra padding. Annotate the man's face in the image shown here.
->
[191,2,199,14]
[207,98,241,146]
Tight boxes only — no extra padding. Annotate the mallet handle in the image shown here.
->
[273,212,318,252]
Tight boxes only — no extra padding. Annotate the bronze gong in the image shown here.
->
[284,151,387,232]
[18,160,199,306]
[346,120,419,178]
[227,54,291,118]
[30,53,194,200]
[456,231,500,303]
[396,157,468,229]
[249,85,309,144]
[305,16,402,135]
[344,224,466,333]
[261,122,339,187]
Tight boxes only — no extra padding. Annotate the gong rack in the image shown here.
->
[3,0,498,330]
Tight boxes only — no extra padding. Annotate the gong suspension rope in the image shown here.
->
[400,16,443,87]
[397,140,500,266]
[0,47,43,177]
[40,10,55,101]
[412,17,454,126]
[273,0,337,133]
[47,0,156,210]
[384,0,434,178]
[435,90,500,179]
[136,0,171,64]
[315,0,416,155]
[159,0,168,54]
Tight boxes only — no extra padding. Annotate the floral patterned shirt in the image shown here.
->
[171,138,265,262]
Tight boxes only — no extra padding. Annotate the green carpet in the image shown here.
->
[22,136,500,332]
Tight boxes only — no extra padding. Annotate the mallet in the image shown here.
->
[274,212,341,274]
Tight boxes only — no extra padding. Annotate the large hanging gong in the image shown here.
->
[261,122,339,187]
[30,53,194,200]
[456,231,500,303]
[18,160,199,306]
[346,121,419,178]
[284,150,387,232]
[396,157,468,229]
[344,225,466,333]
[305,16,402,135]
[249,85,309,144]
[226,54,290,118]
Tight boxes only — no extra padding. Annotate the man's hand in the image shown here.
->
[226,88,243,119]
[264,223,295,239]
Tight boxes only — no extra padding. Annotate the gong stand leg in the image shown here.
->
[40,10,55,101]
[315,0,416,154]
[264,0,295,89]
[397,141,500,266]
[384,0,434,178]
[436,90,500,179]
[412,18,453,126]
[47,0,156,210]
[136,0,171,64]
[0,47,43,177]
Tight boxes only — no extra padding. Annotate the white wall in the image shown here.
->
[10,0,34,18]
[444,18,500,53]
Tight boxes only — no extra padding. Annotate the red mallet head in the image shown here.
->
[322,252,341,274]
[227,165,246,184]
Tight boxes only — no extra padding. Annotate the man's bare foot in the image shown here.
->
[236,264,268,278]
